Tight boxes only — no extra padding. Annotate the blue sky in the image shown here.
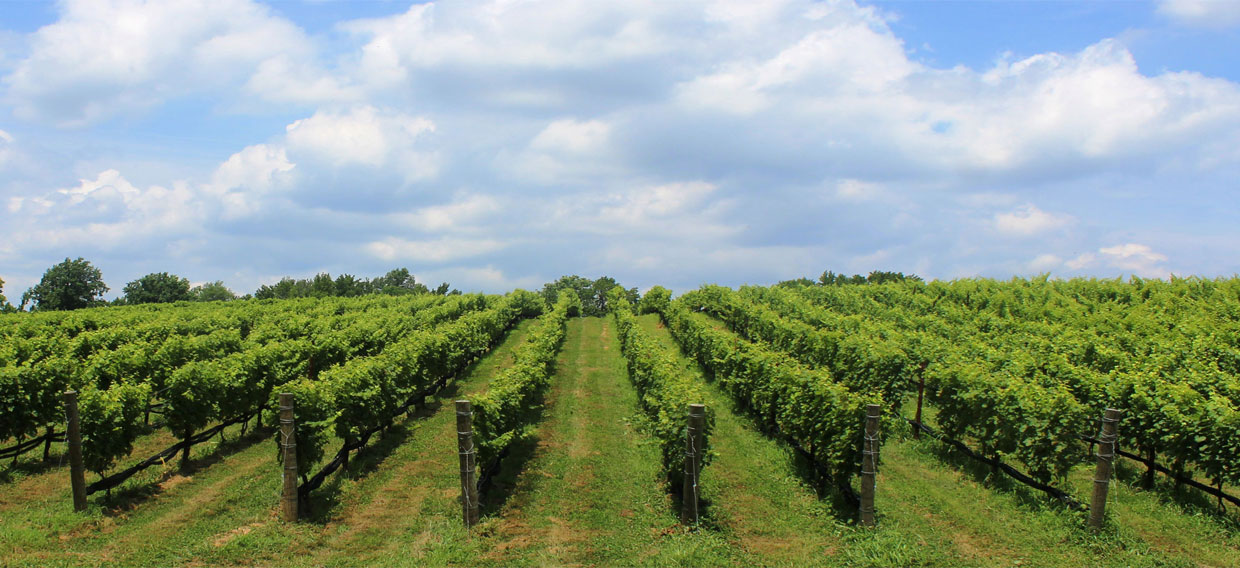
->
[1,0,1238,299]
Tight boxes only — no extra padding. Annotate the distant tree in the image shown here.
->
[775,276,818,288]
[540,275,637,317]
[23,257,109,311]
[122,272,192,305]
[310,273,335,298]
[374,268,429,294]
[377,268,415,290]
[190,281,237,302]
[590,276,637,315]
[333,274,368,297]
[0,276,10,312]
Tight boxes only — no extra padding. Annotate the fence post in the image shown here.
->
[455,400,479,528]
[913,364,926,440]
[1089,408,1122,530]
[681,404,706,525]
[279,393,298,522]
[860,404,881,527]
[64,391,88,512]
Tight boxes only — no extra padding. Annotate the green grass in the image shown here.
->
[1,314,1238,567]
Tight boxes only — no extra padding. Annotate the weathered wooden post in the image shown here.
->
[455,400,479,528]
[64,391,88,512]
[681,404,706,525]
[913,364,926,440]
[1089,408,1122,530]
[860,404,881,527]
[278,393,299,522]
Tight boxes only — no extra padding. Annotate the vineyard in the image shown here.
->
[3,278,1240,566]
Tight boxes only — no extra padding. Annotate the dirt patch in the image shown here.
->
[212,522,264,547]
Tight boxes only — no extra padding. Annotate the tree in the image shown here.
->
[0,276,11,313]
[333,274,368,297]
[310,273,335,298]
[540,275,637,317]
[24,258,109,311]
[190,281,236,302]
[122,272,192,304]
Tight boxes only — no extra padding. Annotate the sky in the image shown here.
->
[1,0,1238,299]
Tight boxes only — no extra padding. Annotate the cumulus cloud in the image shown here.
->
[994,204,1073,236]
[4,0,332,125]
[1,0,1238,294]
[1099,243,1171,277]
[1159,0,1240,29]
[4,169,200,257]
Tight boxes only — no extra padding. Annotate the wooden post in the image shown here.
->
[43,424,55,462]
[860,404,880,527]
[455,400,479,528]
[681,404,706,525]
[1089,408,1121,530]
[913,364,926,440]
[278,393,298,522]
[64,391,88,512]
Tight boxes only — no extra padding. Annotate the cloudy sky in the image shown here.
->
[1,0,1238,298]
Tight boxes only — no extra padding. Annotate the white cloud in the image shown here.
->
[6,169,201,252]
[391,194,500,233]
[285,106,437,178]
[1159,0,1240,29]
[5,0,321,125]
[530,119,612,154]
[1027,253,1063,272]
[994,204,1072,236]
[1066,252,1096,270]
[1099,243,1170,277]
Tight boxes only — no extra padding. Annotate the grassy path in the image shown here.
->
[635,314,847,566]
[476,316,735,566]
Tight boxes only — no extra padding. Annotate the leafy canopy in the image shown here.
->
[539,275,638,317]
[22,257,109,311]
[190,281,237,302]
[122,272,192,304]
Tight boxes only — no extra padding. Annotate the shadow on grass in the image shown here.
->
[691,365,860,523]
[1111,459,1240,530]
[98,424,276,515]
[479,432,542,517]
[298,390,456,525]
[924,440,1062,510]
[0,450,69,482]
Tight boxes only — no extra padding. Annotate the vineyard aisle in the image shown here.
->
[475,316,736,566]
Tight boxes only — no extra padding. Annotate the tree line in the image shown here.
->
[4,257,643,316]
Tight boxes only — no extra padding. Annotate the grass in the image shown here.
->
[1,314,1238,566]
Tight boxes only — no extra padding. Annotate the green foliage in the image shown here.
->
[473,292,575,465]
[252,267,452,300]
[637,285,671,315]
[539,275,637,317]
[77,382,151,476]
[287,291,539,472]
[190,280,237,302]
[656,298,879,482]
[122,272,192,305]
[683,285,911,408]
[24,257,109,311]
[610,287,714,488]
